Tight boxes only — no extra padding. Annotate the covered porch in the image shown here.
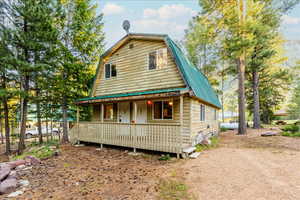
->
[70,88,189,154]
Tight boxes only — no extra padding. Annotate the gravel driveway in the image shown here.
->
[180,129,300,200]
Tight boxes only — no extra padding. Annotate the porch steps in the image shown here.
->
[189,152,201,159]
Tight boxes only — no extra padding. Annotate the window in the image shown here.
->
[153,100,173,120]
[214,109,217,120]
[104,104,113,120]
[200,104,205,121]
[148,48,167,70]
[149,51,157,70]
[105,63,117,79]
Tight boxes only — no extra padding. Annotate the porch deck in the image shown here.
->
[70,122,182,153]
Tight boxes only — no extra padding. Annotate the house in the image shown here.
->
[70,33,221,157]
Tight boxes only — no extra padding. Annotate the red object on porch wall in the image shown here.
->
[147,100,152,105]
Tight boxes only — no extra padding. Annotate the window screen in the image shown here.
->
[105,64,111,78]
[111,64,117,77]
[104,104,113,120]
[148,51,157,70]
[163,101,173,119]
[200,105,205,121]
[154,101,162,119]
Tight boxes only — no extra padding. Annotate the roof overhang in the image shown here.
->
[76,88,189,105]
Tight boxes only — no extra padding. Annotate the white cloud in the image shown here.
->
[143,4,197,19]
[102,3,125,16]
[133,4,197,39]
[282,15,300,25]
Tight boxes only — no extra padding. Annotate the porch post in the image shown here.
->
[76,106,80,141]
[133,102,137,123]
[101,103,104,122]
[76,106,80,124]
[179,95,184,158]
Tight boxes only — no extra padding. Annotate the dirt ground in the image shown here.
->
[1,128,300,200]
[179,129,300,200]
[10,145,174,200]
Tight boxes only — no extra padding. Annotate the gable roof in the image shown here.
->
[164,37,221,109]
[90,33,221,109]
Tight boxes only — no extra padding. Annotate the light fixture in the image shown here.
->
[168,101,173,106]
[147,100,152,105]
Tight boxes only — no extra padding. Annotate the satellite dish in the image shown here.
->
[122,20,130,34]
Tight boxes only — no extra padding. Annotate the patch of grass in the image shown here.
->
[13,139,59,160]
[158,179,193,200]
[281,132,300,137]
[281,125,299,133]
[220,127,228,132]
[158,154,171,161]
[196,136,219,152]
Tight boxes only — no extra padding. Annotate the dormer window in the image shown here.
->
[148,48,167,70]
[105,63,117,79]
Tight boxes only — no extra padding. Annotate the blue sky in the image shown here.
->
[94,0,300,51]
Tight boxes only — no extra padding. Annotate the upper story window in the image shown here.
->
[148,48,167,70]
[105,63,117,79]
[200,104,205,121]
[153,100,173,120]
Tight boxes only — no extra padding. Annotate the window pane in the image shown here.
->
[149,51,157,70]
[154,101,162,119]
[157,48,167,69]
[111,64,117,77]
[163,101,173,119]
[105,64,110,78]
[200,105,205,121]
[104,104,113,120]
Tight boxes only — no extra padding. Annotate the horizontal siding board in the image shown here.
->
[94,40,185,96]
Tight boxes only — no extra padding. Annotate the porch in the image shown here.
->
[70,88,189,154]
[70,122,182,153]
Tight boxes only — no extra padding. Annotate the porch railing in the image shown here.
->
[70,122,182,153]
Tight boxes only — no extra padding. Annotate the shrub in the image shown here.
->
[196,136,219,152]
[220,127,228,132]
[282,132,300,137]
[281,125,299,133]
[158,154,171,161]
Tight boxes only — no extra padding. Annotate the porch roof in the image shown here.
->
[76,87,188,104]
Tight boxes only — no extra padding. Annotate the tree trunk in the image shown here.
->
[61,94,69,143]
[252,70,260,129]
[237,57,247,135]
[18,75,29,154]
[1,74,11,154]
[36,88,43,144]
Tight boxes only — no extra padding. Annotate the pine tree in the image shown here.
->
[54,0,104,143]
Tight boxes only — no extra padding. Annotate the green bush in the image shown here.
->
[196,136,219,152]
[220,127,228,132]
[158,154,171,161]
[281,125,299,133]
[282,132,300,137]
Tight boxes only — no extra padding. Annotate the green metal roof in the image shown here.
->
[77,87,188,103]
[165,37,221,108]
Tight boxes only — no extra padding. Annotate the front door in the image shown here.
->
[118,102,130,123]
[136,101,147,123]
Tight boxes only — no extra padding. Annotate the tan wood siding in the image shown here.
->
[190,99,219,141]
[94,40,185,96]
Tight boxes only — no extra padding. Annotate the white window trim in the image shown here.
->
[147,48,168,70]
[152,99,174,120]
[104,63,117,79]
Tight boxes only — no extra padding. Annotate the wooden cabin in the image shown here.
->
[70,33,221,156]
